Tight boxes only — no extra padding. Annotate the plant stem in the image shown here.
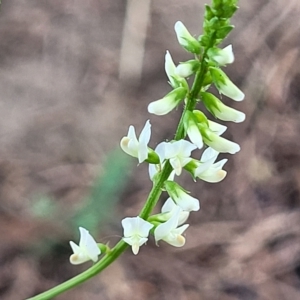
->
[27,241,128,300]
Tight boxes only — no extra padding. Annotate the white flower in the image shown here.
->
[69,227,101,265]
[201,92,245,123]
[120,120,151,163]
[207,120,227,135]
[148,87,187,116]
[193,147,227,183]
[165,50,179,88]
[156,140,197,176]
[201,126,240,154]
[209,45,234,66]
[161,198,190,225]
[209,67,245,101]
[184,111,204,149]
[165,181,200,212]
[174,21,200,54]
[122,216,154,255]
[154,207,189,247]
[175,60,200,78]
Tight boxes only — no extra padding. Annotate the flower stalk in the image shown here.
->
[28,1,243,299]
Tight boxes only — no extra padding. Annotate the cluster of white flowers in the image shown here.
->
[69,20,245,263]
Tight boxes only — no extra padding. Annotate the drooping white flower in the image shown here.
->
[165,181,200,212]
[154,207,189,247]
[185,147,228,183]
[148,87,187,116]
[122,216,154,255]
[161,198,190,225]
[156,140,197,176]
[69,227,101,265]
[208,45,234,66]
[201,125,241,154]
[201,92,245,123]
[120,120,151,163]
[174,21,201,54]
[209,67,245,101]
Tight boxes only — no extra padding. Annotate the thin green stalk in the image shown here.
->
[28,241,128,300]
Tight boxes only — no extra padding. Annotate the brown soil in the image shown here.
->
[0,0,300,299]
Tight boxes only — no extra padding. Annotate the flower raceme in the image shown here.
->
[69,227,101,265]
[30,4,247,299]
[122,216,153,255]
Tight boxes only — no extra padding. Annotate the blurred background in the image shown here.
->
[0,0,300,299]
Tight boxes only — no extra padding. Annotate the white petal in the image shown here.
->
[154,208,180,242]
[197,159,228,183]
[78,227,100,262]
[161,198,189,225]
[122,217,153,238]
[148,97,177,115]
[201,147,219,162]
[163,224,189,247]
[148,164,158,181]
[214,105,246,123]
[204,134,240,154]
[165,51,177,87]
[213,45,234,65]
[187,124,203,149]
[120,137,136,157]
[173,190,200,212]
[139,120,151,145]
[219,82,245,101]
[174,21,193,47]
[176,63,193,78]
[207,120,227,135]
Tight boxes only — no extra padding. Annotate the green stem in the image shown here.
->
[27,241,128,300]
[28,47,210,300]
